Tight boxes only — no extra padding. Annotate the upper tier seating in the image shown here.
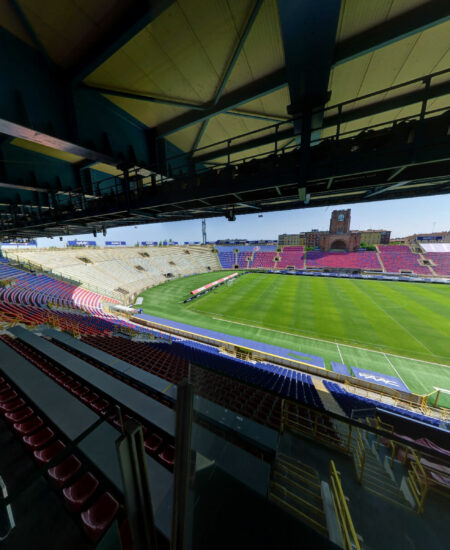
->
[249,251,277,269]
[423,252,450,276]
[378,245,432,275]
[276,246,305,269]
[4,247,221,300]
[0,258,115,312]
[217,251,236,268]
[306,250,381,270]
[236,252,250,268]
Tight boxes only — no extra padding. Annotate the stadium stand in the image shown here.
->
[216,249,236,269]
[249,251,277,269]
[378,245,432,275]
[276,246,305,269]
[236,252,250,268]
[422,252,450,276]
[215,243,450,276]
[4,247,221,301]
[306,251,381,270]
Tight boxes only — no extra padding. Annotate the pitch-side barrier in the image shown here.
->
[131,315,448,420]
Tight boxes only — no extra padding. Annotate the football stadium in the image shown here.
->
[0,1,449,549]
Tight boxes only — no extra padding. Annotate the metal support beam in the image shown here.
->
[171,381,194,549]
[68,0,177,85]
[214,0,265,106]
[364,180,410,199]
[333,0,450,66]
[155,2,447,140]
[193,78,450,164]
[277,0,340,121]
[191,121,208,154]
[157,68,287,138]
[190,0,265,154]
[116,420,158,550]
[82,84,205,111]
[0,117,117,164]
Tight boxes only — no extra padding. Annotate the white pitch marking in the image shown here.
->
[383,353,407,387]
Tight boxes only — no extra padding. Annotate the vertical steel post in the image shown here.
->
[116,420,158,550]
[171,381,194,550]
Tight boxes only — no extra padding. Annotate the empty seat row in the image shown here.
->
[1,335,176,470]
[0,374,119,542]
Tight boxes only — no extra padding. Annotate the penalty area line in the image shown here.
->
[383,353,407,387]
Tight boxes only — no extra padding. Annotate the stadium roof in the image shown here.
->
[0,0,449,237]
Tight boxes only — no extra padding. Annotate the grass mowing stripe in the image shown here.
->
[349,279,434,356]
[138,273,450,404]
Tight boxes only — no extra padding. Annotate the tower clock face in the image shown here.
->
[338,214,344,222]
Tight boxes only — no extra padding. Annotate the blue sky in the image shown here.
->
[35,194,450,247]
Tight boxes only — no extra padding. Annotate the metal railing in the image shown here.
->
[280,399,353,454]
[353,429,366,484]
[329,460,362,550]
[4,68,446,224]
[408,450,428,514]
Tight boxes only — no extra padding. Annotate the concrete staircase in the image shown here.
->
[355,432,412,510]
[269,453,328,536]
[312,378,346,416]
[418,252,437,276]
[247,252,254,268]
[375,246,386,272]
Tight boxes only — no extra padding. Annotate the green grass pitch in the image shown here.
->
[138,272,450,408]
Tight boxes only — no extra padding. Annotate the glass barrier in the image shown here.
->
[1,352,449,550]
[182,362,450,550]
[0,412,123,550]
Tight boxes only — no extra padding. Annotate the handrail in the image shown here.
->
[281,399,352,454]
[408,450,428,513]
[329,460,361,550]
[353,429,366,484]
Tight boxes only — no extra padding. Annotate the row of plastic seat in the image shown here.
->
[0,372,119,542]
[2,335,176,470]
[323,381,440,427]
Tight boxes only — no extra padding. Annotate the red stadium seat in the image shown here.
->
[13,416,44,435]
[73,386,90,398]
[63,472,99,513]
[48,455,81,487]
[91,399,109,413]
[0,397,26,412]
[34,440,66,465]
[81,492,119,541]
[4,406,34,424]
[158,444,175,468]
[23,427,54,450]
[144,433,163,455]
[0,390,18,404]
[81,392,99,404]
[0,383,12,393]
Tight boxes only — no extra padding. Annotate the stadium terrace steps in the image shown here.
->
[306,250,381,270]
[422,252,450,276]
[4,247,222,299]
[377,245,434,276]
[276,246,305,269]
[269,455,328,536]
[356,433,412,510]
[216,244,450,275]
[312,379,345,417]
